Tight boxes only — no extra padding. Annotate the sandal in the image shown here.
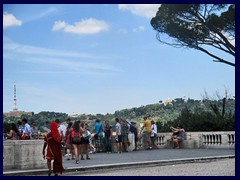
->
[81,156,84,160]
[48,171,52,176]
[76,160,79,164]
[86,156,90,160]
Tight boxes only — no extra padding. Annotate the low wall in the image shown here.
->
[137,131,235,149]
[3,131,235,170]
[3,140,46,170]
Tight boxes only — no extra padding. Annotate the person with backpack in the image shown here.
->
[120,118,130,152]
[71,121,81,164]
[130,122,139,151]
[94,119,103,152]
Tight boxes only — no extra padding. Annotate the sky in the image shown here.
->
[3,4,235,115]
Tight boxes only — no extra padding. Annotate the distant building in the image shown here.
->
[164,98,173,106]
[4,111,34,117]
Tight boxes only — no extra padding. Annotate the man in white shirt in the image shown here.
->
[22,118,31,139]
[115,118,122,153]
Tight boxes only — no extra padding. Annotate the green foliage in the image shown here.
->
[151,4,235,66]
[3,98,235,133]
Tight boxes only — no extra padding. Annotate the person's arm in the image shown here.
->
[116,124,119,136]
[110,127,113,140]
[170,126,177,131]
[42,141,47,159]
[140,122,145,133]
[8,130,13,139]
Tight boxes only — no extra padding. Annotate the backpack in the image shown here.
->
[129,124,137,134]
[71,131,81,144]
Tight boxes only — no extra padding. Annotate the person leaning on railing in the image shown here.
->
[170,125,185,149]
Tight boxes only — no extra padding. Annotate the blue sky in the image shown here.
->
[3,4,235,115]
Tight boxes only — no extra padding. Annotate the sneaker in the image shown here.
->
[93,148,96,153]
[89,151,93,154]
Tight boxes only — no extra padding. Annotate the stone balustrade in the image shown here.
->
[3,131,235,170]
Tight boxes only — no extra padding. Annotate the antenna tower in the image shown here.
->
[13,81,18,112]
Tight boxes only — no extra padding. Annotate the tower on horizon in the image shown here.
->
[13,81,18,112]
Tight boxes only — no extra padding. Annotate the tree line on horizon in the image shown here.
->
[3,97,235,133]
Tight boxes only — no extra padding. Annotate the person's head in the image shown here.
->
[151,120,155,124]
[17,120,22,126]
[177,125,183,129]
[115,118,120,123]
[50,121,60,141]
[66,118,71,124]
[73,121,79,131]
[22,118,27,124]
[55,119,60,124]
[143,117,148,120]
[96,119,100,123]
[105,121,110,126]
[10,123,18,131]
[31,122,36,128]
[67,122,73,129]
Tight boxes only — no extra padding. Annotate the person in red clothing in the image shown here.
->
[42,121,64,176]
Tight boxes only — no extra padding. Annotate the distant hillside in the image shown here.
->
[3,98,235,133]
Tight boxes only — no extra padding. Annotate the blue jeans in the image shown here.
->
[105,136,111,152]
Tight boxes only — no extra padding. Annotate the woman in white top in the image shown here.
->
[151,120,159,149]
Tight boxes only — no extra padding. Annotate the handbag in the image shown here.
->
[94,124,102,139]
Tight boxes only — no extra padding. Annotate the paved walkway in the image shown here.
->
[3,148,235,176]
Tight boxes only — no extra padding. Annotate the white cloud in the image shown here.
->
[118,4,161,18]
[52,20,67,31]
[133,25,145,32]
[52,18,109,34]
[3,12,22,29]
[3,37,122,74]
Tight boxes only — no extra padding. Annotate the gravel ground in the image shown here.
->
[64,158,235,176]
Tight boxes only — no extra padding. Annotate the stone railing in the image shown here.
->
[3,131,235,170]
[137,131,235,149]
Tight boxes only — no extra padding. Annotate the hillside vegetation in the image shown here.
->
[3,98,235,133]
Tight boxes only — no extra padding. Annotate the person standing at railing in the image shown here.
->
[151,120,159,149]
[30,122,39,139]
[115,118,122,153]
[140,117,152,150]
[22,118,31,140]
[170,125,185,149]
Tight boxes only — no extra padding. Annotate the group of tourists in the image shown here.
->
[3,118,39,140]
[3,116,185,176]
